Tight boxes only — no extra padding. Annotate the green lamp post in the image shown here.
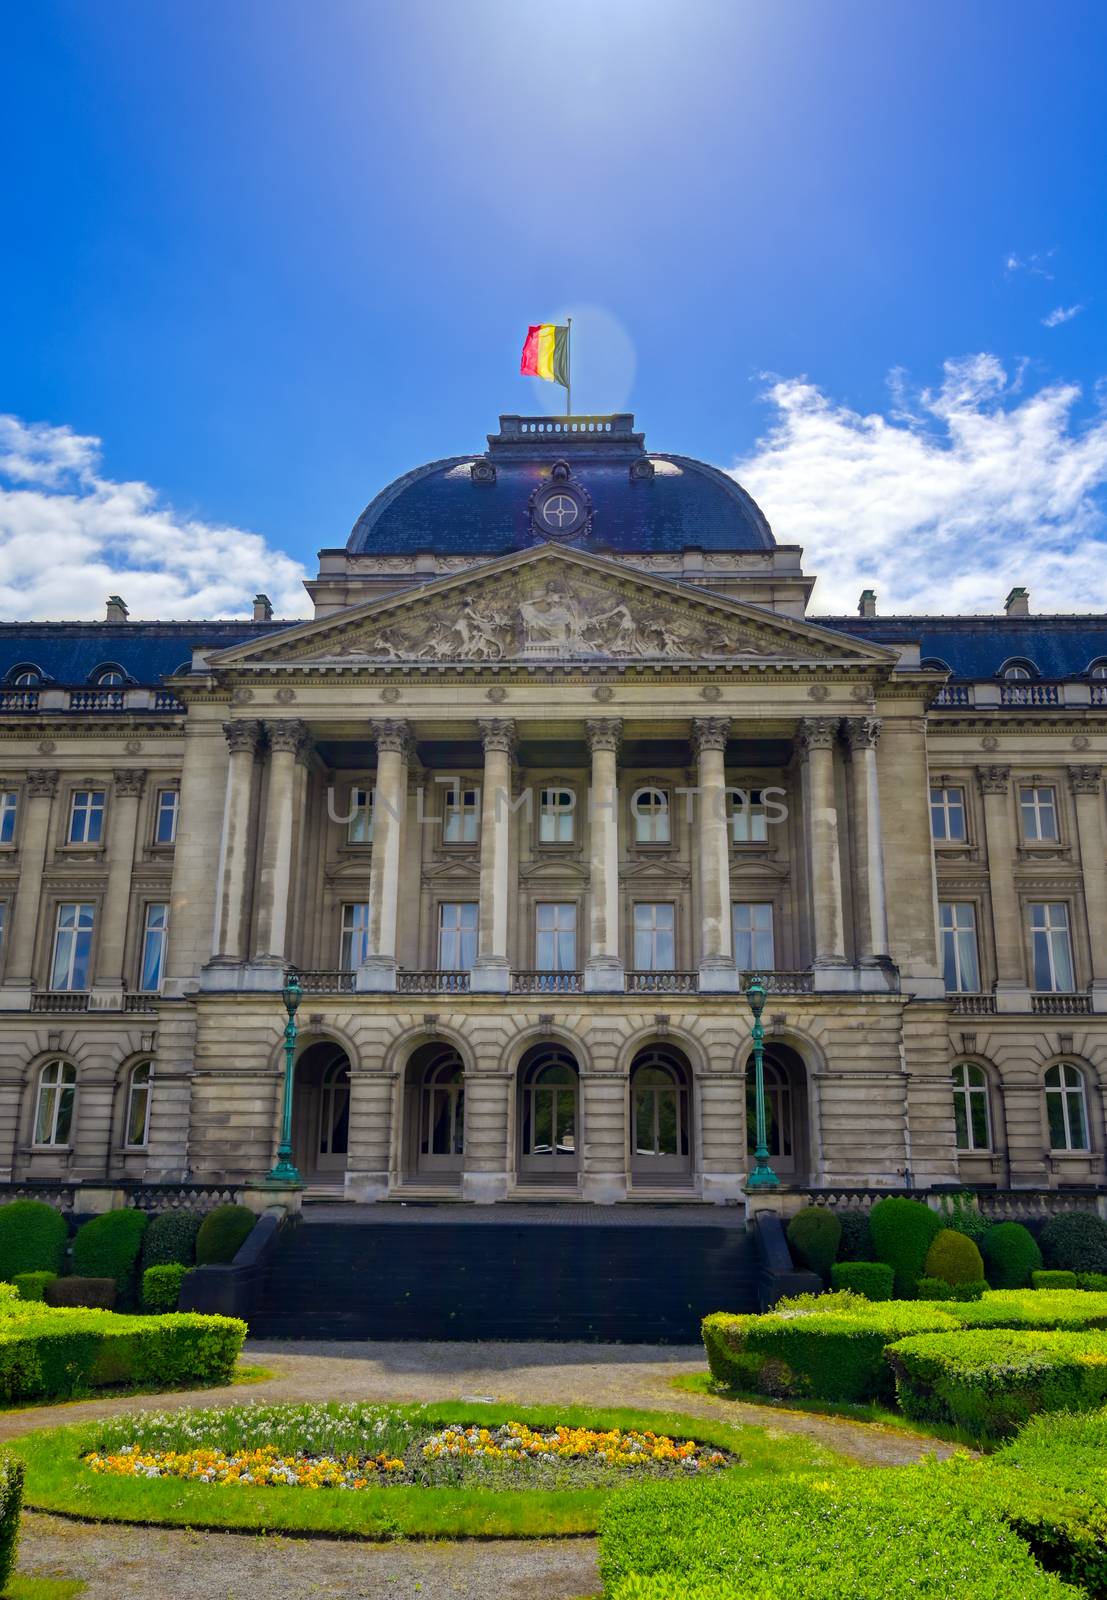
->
[267,971,304,1185]
[745,977,780,1190]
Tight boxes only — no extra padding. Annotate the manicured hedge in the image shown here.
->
[925,1228,985,1286]
[1078,1272,1107,1292]
[0,1454,22,1595]
[597,1461,1078,1600]
[0,1308,246,1403]
[1032,1270,1078,1291]
[1040,1212,1107,1276]
[45,1277,117,1310]
[952,1289,1107,1331]
[869,1197,942,1298]
[72,1210,147,1304]
[916,1276,985,1302]
[786,1208,841,1280]
[141,1211,202,1271]
[834,1210,873,1263]
[991,1407,1107,1595]
[888,1327,1107,1439]
[142,1263,189,1313]
[0,1200,68,1281]
[12,1271,56,1303]
[195,1205,255,1266]
[981,1222,1042,1290]
[830,1262,893,1301]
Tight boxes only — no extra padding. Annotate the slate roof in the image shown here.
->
[0,622,284,687]
[819,615,1107,681]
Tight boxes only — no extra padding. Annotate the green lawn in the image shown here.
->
[5,1578,85,1600]
[9,1400,848,1540]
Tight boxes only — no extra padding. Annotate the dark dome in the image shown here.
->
[346,414,774,557]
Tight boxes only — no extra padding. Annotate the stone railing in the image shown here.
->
[123,993,158,1012]
[0,1180,258,1215]
[397,970,471,994]
[1032,994,1093,1015]
[69,689,126,712]
[512,970,584,994]
[802,1185,1105,1220]
[1092,682,1107,706]
[296,970,356,995]
[122,1183,241,1214]
[153,690,185,712]
[30,993,90,1013]
[933,685,972,707]
[1000,681,1061,707]
[802,1187,916,1212]
[625,970,699,994]
[740,970,816,996]
[0,690,39,712]
[949,994,998,1015]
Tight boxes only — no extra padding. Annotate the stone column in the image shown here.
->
[461,1070,512,1203]
[693,717,737,991]
[91,769,147,1007]
[1070,766,1107,1010]
[251,719,309,984]
[344,1067,396,1202]
[584,719,624,992]
[357,719,411,991]
[799,717,847,983]
[843,718,891,983]
[471,718,515,993]
[978,766,1030,1010]
[579,1070,627,1204]
[209,721,263,969]
[0,770,57,1003]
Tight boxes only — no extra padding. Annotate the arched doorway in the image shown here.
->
[518,1044,579,1185]
[403,1042,465,1185]
[292,1040,351,1185]
[745,1042,809,1184]
[629,1045,693,1186]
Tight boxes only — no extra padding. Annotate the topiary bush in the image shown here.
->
[44,1277,117,1309]
[981,1222,1042,1290]
[0,1309,246,1403]
[834,1210,873,1263]
[830,1262,893,1301]
[72,1210,147,1305]
[924,1228,986,1286]
[195,1205,255,1266]
[1077,1272,1107,1292]
[1032,1270,1078,1291]
[12,1271,56,1302]
[142,1263,190,1313]
[141,1211,202,1271]
[917,1276,986,1302]
[938,1192,992,1243]
[786,1207,841,1280]
[0,1454,22,1595]
[1040,1212,1107,1276]
[869,1197,942,1298]
[0,1200,68,1281]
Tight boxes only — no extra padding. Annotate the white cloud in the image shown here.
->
[1042,304,1084,328]
[733,357,1107,614]
[0,416,311,620]
[1005,249,1056,280]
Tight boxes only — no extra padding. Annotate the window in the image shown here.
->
[538,788,575,844]
[633,903,675,970]
[33,1060,75,1146]
[1091,662,1107,680]
[93,667,124,687]
[1030,902,1075,992]
[68,789,105,845]
[939,903,981,992]
[340,903,371,970]
[443,786,479,844]
[0,902,6,962]
[0,791,16,845]
[438,902,478,970]
[731,790,768,843]
[50,903,94,991]
[633,789,670,844]
[732,903,774,971]
[420,1056,465,1158]
[139,903,169,992]
[125,1062,152,1147]
[632,1056,690,1159]
[952,1063,991,1151]
[1003,663,1033,681]
[10,665,41,688]
[154,789,178,845]
[347,786,373,844]
[1020,785,1059,842]
[930,785,966,842]
[1045,1063,1090,1152]
[536,903,577,971]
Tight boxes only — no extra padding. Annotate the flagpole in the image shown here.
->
[566,316,572,417]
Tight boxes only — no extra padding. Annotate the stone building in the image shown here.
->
[0,413,1104,1204]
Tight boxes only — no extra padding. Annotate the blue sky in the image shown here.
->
[2,0,1107,618]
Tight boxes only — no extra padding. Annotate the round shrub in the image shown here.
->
[830,1261,893,1301]
[981,1221,1042,1289]
[141,1210,202,1271]
[835,1211,874,1263]
[0,1200,67,1281]
[1032,1269,1078,1291]
[869,1197,942,1298]
[195,1205,255,1265]
[924,1228,985,1286]
[142,1262,190,1313]
[786,1207,841,1280]
[916,1276,955,1301]
[12,1271,56,1302]
[1040,1211,1107,1276]
[72,1209,147,1303]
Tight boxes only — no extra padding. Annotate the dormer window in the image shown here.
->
[9,665,42,688]
[1001,660,1037,682]
[1089,661,1107,680]
[91,665,126,687]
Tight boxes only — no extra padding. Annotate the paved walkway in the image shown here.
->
[5,1341,962,1599]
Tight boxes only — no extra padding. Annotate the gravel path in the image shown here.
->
[3,1340,961,1598]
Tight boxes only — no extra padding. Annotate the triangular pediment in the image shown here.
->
[210,545,896,671]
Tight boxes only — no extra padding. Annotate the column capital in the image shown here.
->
[477,717,517,758]
[977,764,1011,795]
[692,716,730,755]
[223,719,264,756]
[1069,764,1103,795]
[25,769,59,798]
[112,768,147,798]
[798,716,837,753]
[586,717,623,755]
[370,718,413,758]
[265,718,309,756]
[842,716,881,752]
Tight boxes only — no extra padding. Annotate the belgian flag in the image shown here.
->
[520,323,571,391]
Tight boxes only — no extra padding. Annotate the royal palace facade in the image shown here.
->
[0,414,1105,1204]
